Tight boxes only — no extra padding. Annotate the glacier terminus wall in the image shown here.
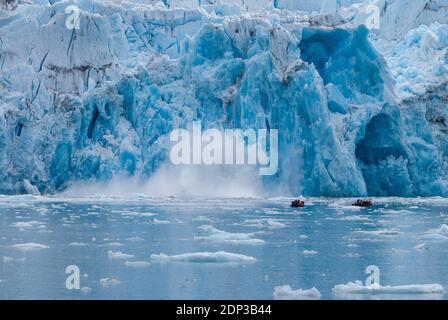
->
[0,0,447,197]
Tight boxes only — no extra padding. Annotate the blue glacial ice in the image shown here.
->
[0,0,447,197]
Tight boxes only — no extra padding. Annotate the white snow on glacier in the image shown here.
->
[0,0,447,197]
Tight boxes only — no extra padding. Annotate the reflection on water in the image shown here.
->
[0,196,448,300]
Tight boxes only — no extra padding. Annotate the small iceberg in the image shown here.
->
[3,256,26,264]
[121,211,156,218]
[12,243,49,252]
[11,221,46,231]
[99,278,121,288]
[428,224,448,236]
[273,285,321,300]
[302,250,318,255]
[81,287,92,294]
[352,229,401,238]
[194,225,265,245]
[107,251,135,260]
[333,281,444,294]
[150,251,256,263]
[125,261,151,268]
[422,224,448,241]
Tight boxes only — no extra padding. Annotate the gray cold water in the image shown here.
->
[0,195,448,300]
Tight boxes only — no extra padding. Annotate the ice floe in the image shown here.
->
[426,224,448,236]
[192,216,216,223]
[126,236,144,242]
[420,224,448,241]
[414,243,429,251]
[107,250,135,259]
[107,251,135,260]
[11,221,46,231]
[194,225,265,245]
[337,215,371,222]
[121,211,157,217]
[333,281,444,295]
[125,261,151,268]
[266,220,287,229]
[12,243,49,252]
[81,287,92,294]
[420,234,448,241]
[241,219,287,229]
[68,242,89,247]
[153,219,175,225]
[352,229,401,237]
[99,242,124,247]
[150,251,256,263]
[99,278,121,288]
[273,286,321,300]
[3,256,26,264]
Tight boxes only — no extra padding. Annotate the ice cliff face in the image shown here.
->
[0,0,447,196]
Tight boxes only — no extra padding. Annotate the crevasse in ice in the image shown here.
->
[0,0,447,196]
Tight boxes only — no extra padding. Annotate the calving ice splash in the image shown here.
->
[169,121,279,176]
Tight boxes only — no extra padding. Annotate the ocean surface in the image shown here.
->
[1,195,448,300]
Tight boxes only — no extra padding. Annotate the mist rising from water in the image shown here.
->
[61,164,264,198]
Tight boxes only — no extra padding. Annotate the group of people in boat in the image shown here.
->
[352,199,372,207]
[290,199,373,208]
[291,199,305,208]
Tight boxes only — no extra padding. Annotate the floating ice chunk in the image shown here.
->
[98,242,124,247]
[375,209,412,215]
[221,239,265,245]
[273,285,321,300]
[126,236,144,242]
[344,252,361,258]
[150,251,256,263]
[266,220,287,229]
[105,243,124,247]
[121,211,156,217]
[69,242,89,247]
[3,257,13,264]
[11,221,46,230]
[414,243,428,251]
[333,281,444,295]
[12,243,49,252]
[352,229,401,237]
[426,224,448,236]
[194,225,265,245]
[100,278,121,288]
[420,234,448,241]
[3,256,26,264]
[420,224,448,241]
[107,250,135,259]
[153,219,174,225]
[391,248,410,255]
[238,218,287,229]
[81,287,92,294]
[338,215,371,222]
[338,206,363,212]
[125,261,151,268]
[192,216,216,223]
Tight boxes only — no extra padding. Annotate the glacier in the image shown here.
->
[0,0,447,197]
